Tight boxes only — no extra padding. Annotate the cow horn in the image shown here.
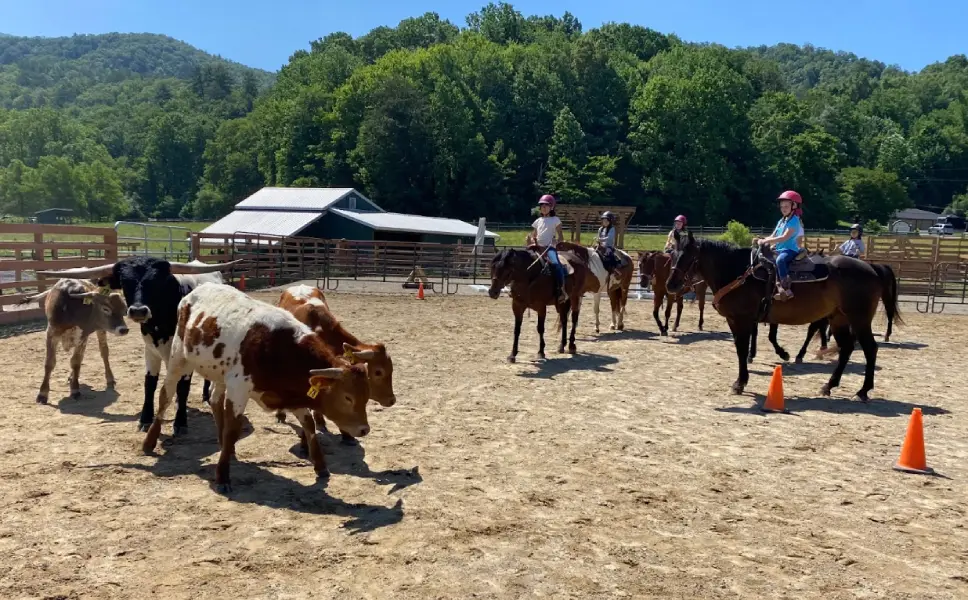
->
[69,291,99,299]
[167,258,244,274]
[352,349,377,360]
[308,367,346,379]
[35,263,115,279]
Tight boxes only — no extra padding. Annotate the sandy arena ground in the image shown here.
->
[0,284,966,599]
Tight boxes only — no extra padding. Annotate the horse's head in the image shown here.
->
[488,249,518,299]
[666,230,698,295]
[637,251,657,288]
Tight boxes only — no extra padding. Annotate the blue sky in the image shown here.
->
[3,0,965,73]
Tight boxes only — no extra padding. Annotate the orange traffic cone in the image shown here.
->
[239,274,246,291]
[417,281,425,300]
[893,407,935,475]
[761,364,788,413]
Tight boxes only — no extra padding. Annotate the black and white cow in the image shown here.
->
[37,256,241,434]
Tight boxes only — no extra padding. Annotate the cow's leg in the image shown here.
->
[275,409,287,424]
[142,357,190,453]
[37,329,58,404]
[312,409,329,433]
[96,330,115,389]
[508,302,524,363]
[768,324,790,361]
[139,347,163,432]
[67,334,89,399]
[172,375,191,436]
[535,305,546,361]
[215,384,249,494]
[291,408,329,479]
[209,384,226,449]
[201,379,211,404]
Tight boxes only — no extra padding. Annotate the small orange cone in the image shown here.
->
[893,408,935,475]
[239,274,246,291]
[761,364,788,413]
[417,281,425,300]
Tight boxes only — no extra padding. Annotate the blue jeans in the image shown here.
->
[546,248,565,286]
[775,248,799,279]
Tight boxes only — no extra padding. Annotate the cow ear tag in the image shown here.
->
[98,286,111,296]
[343,348,356,363]
[83,297,93,305]
[307,384,320,399]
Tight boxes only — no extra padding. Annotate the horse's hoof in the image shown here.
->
[672,327,679,333]
[884,336,891,343]
[568,344,577,355]
[216,483,232,495]
[558,347,566,354]
[731,382,745,395]
[746,356,754,365]
[779,352,790,362]
[795,356,804,364]
[820,385,832,397]
[70,390,81,400]
[853,393,870,403]
[617,324,624,331]
[316,469,331,480]
[534,352,546,362]
[36,394,48,405]
[173,425,188,437]
[106,381,116,390]
[137,422,151,433]
[507,355,516,364]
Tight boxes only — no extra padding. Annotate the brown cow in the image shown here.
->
[141,283,371,493]
[20,278,129,404]
[274,283,395,444]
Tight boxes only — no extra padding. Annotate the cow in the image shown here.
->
[141,282,371,493]
[36,256,242,434]
[273,283,396,445]
[20,279,130,404]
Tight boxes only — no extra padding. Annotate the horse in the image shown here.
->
[488,246,589,362]
[667,230,898,402]
[558,243,634,333]
[749,260,901,364]
[637,250,707,335]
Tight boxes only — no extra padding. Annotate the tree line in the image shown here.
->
[3,4,968,229]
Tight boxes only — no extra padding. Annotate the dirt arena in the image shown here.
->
[1,284,966,599]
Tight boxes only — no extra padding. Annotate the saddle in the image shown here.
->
[527,245,575,276]
[753,247,829,284]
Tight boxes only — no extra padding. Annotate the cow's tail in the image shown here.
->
[873,263,903,341]
[18,289,50,307]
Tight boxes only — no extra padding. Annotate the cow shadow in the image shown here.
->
[517,351,619,380]
[715,394,950,418]
[277,421,422,495]
[99,408,404,533]
[53,384,136,423]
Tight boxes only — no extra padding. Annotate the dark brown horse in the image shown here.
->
[637,250,707,335]
[667,231,898,401]
[488,246,589,362]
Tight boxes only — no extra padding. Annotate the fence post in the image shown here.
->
[33,232,46,293]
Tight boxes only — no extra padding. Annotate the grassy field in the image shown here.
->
[0,221,213,255]
[493,229,721,251]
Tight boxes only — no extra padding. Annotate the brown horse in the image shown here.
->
[667,231,897,401]
[558,243,634,333]
[637,250,707,335]
[488,246,589,362]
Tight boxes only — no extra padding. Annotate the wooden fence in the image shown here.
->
[0,224,117,325]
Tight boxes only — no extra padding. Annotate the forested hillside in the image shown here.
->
[3,3,968,228]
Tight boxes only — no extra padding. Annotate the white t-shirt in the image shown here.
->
[532,216,561,247]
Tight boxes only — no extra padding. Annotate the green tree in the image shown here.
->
[837,166,910,224]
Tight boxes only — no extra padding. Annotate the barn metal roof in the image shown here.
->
[330,208,500,239]
[234,187,383,212]
[200,210,322,238]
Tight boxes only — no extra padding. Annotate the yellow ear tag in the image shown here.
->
[343,349,357,363]
[306,384,320,399]
[98,286,111,296]
[83,297,93,305]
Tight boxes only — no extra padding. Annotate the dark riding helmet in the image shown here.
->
[600,211,616,223]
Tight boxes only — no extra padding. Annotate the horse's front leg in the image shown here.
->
[748,323,758,364]
[672,294,684,332]
[568,299,579,354]
[652,293,666,335]
[508,301,524,363]
[535,306,547,361]
[593,292,601,334]
[558,303,570,354]
[729,319,753,394]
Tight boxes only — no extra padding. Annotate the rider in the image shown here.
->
[595,211,622,285]
[837,223,865,258]
[529,194,568,303]
[664,215,688,252]
[754,190,804,301]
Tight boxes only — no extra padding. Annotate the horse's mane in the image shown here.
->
[688,238,752,286]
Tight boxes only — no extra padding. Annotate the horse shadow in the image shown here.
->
[98,407,404,533]
[879,340,928,350]
[715,394,950,418]
[53,384,136,423]
[750,362,881,377]
[517,351,619,380]
[670,330,732,345]
[279,423,423,495]
[593,329,658,342]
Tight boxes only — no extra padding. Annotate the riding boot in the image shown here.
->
[773,276,794,301]
[555,269,568,304]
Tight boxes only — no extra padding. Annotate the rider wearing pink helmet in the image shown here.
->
[664,214,689,252]
[530,194,567,303]
[754,190,805,301]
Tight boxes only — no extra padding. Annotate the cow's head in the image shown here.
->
[37,257,242,324]
[307,364,371,438]
[342,342,395,407]
[73,289,130,335]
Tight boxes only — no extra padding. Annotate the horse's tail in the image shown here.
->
[872,263,903,339]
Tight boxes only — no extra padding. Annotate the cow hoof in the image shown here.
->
[36,394,48,404]
[216,483,232,495]
[340,434,359,447]
[173,425,188,437]
[275,411,287,424]
[820,384,832,397]
[137,422,151,433]
[506,355,516,364]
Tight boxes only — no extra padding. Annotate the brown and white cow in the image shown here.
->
[21,278,129,404]
[275,284,395,444]
[141,282,371,494]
